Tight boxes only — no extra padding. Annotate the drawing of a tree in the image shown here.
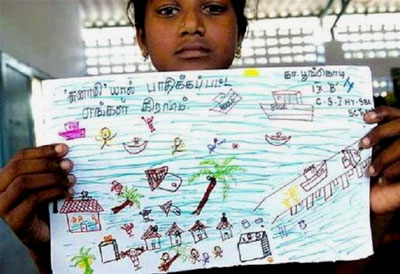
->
[71,247,95,274]
[171,244,191,262]
[112,186,144,214]
[189,156,244,215]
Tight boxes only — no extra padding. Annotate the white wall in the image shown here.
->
[0,0,86,78]
[325,41,400,79]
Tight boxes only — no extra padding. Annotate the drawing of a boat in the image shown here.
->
[58,121,86,140]
[265,132,291,146]
[159,200,181,216]
[123,137,148,155]
[210,89,242,114]
[160,200,172,215]
[300,160,328,192]
[260,90,314,121]
[145,166,183,192]
[341,149,361,168]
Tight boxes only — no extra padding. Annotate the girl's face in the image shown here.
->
[137,0,241,71]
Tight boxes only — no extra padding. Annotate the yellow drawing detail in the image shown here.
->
[243,68,260,77]
[95,127,117,149]
[282,185,300,208]
[171,137,186,155]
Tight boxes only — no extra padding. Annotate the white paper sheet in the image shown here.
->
[40,66,374,273]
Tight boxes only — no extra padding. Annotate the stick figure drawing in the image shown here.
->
[96,127,117,149]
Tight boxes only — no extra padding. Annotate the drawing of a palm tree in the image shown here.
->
[71,247,95,274]
[112,186,144,214]
[171,244,191,262]
[189,156,244,215]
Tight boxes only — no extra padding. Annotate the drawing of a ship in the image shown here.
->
[210,89,242,114]
[123,137,148,155]
[260,91,314,121]
[145,166,182,192]
[265,132,291,146]
[300,160,328,192]
[58,121,86,140]
[342,149,361,168]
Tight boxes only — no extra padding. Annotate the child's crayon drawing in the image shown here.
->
[41,67,374,273]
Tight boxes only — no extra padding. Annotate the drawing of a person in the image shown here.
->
[127,247,145,271]
[158,252,180,272]
[190,248,201,264]
[213,246,223,258]
[158,252,170,272]
[95,127,117,149]
[121,223,134,238]
[201,252,210,266]
[171,137,185,154]
[111,180,124,195]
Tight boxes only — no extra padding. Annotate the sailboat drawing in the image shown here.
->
[159,200,182,216]
[260,90,314,122]
[145,166,183,193]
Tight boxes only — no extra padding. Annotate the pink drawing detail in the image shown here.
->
[59,121,86,140]
[142,116,156,133]
[121,223,135,238]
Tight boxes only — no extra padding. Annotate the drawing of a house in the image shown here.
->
[237,231,271,263]
[141,225,162,251]
[165,222,184,247]
[59,192,103,233]
[216,213,233,241]
[189,220,208,243]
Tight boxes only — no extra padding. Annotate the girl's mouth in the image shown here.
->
[175,42,211,58]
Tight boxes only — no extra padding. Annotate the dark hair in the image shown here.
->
[127,0,248,38]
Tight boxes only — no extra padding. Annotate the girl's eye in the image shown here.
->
[203,4,227,15]
[156,6,180,17]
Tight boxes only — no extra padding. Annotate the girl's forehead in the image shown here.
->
[148,0,232,4]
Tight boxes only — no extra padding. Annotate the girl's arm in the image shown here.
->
[361,106,400,214]
[0,144,75,273]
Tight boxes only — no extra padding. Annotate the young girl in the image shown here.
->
[0,0,399,272]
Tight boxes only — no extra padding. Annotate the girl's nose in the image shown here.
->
[179,10,205,37]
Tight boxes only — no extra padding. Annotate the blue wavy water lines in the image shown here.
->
[51,113,82,121]
[173,119,264,128]
[270,187,369,258]
[339,242,366,255]
[296,146,338,154]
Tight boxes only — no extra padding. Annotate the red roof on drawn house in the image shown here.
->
[141,225,162,240]
[189,220,208,232]
[59,198,104,214]
[165,222,184,236]
[216,220,232,230]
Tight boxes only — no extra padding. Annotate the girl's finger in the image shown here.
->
[360,118,400,149]
[380,159,400,182]
[371,182,400,214]
[369,139,400,177]
[0,173,75,213]
[13,144,69,161]
[3,187,74,234]
[0,158,73,192]
[364,106,400,124]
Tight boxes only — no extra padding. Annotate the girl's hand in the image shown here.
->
[361,106,400,214]
[0,144,75,271]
